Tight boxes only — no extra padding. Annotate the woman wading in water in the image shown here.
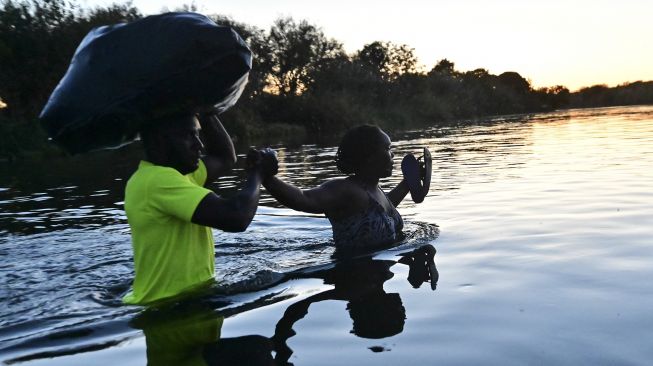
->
[262,125,426,255]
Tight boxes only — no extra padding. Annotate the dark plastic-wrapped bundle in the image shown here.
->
[40,12,252,154]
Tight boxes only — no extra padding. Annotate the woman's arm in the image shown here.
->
[262,177,331,214]
[386,179,409,207]
[260,150,365,216]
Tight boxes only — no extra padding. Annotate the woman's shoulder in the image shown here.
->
[319,177,364,195]
[320,176,353,188]
[318,178,369,218]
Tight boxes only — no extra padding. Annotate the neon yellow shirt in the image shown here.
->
[123,160,214,305]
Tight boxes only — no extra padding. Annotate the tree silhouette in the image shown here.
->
[2,0,651,159]
[431,59,455,75]
[497,71,531,94]
[0,0,140,119]
[210,15,273,100]
[356,41,419,81]
[267,17,344,96]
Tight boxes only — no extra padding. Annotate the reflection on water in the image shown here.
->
[2,105,653,364]
[98,246,437,366]
[1,245,437,365]
[273,245,437,364]
[132,307,273,366]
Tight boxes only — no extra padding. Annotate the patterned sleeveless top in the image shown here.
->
[328,189,404,251]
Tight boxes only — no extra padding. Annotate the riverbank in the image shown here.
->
[0,118,307,163]
[3,103,652,163]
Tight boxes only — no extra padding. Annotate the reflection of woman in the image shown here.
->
[272,245,438,364]
[262,125,424,255]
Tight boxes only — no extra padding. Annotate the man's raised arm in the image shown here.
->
[191,150,265,232]
[198,112,237,185]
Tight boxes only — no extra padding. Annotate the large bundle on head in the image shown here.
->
[40,12,252,154]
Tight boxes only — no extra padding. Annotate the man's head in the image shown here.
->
[140,112,204,174]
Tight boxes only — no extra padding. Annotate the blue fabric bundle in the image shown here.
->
[40,12,252,154]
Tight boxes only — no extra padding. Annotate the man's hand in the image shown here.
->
[246,148,279,178]
[245,148,262,172]
[260,148,279,178]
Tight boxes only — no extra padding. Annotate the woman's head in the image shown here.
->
[336,125,394,177]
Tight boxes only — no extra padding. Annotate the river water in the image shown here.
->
[1,105,652,365]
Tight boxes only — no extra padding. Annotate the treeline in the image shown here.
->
[1,0,652,159]
[0,0,141,158]
[570,81,653,108]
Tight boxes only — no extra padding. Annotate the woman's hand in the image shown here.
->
[246,148,279,178]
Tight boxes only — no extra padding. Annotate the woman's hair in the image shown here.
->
[348,292,405,339]
[336,125,385,175]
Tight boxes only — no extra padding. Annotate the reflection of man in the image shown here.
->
[137,308,224,366]
[123,111,271,305]
[133,306,275,366]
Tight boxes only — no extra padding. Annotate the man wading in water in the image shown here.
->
[122,111,274,305]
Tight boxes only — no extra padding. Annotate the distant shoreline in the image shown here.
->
[2,104,653,163]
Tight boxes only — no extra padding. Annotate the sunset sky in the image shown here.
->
[83,0,652,91]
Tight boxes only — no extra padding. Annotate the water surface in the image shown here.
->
[1,106,652,365]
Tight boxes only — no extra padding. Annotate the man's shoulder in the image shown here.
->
[125,161,211,221]
[126,162,181,204]
[128,161,181,185]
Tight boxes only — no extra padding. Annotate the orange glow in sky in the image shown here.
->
[83,0,653,91]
